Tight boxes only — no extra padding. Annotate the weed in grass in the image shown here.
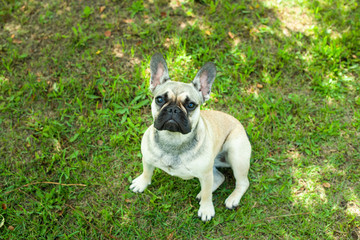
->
[128,0,145,18]
[82,6,94,19]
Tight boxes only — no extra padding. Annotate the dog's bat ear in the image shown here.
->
[150,53,170,92]
[192,62,216,102]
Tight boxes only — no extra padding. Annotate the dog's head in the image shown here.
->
[149,53,216,134]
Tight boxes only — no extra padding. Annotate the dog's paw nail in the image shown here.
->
[198,214,214,222]
[225,202,238,209]
[226,205,237,210]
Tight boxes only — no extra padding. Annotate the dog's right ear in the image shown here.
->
[150,53,170,92]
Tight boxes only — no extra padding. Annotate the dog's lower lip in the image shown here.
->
[162,119,181,132]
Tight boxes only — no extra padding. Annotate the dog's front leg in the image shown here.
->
[197,171,215,221]
[130,159,155,193]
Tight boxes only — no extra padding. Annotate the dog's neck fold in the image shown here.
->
[154,129,195,147]
[152,117,205,154]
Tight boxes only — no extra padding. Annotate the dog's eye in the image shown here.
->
[156,96,164,105]
[186,102,196,110]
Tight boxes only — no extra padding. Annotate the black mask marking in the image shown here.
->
[154,102,191,134]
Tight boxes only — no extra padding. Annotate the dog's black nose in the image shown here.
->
[167,106,181,114]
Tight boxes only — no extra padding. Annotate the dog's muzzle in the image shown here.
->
[154,105,191,134]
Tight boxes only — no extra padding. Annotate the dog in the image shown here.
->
[130,53,251,221]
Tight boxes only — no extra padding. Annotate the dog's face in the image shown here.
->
[151,81,202,134]
[149,53,216,135]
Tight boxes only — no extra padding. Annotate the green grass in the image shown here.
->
[1,0,359,239]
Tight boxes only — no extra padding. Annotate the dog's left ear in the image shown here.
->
[192,62,216,102]
[150,53,170,92]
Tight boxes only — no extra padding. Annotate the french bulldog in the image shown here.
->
[130,53,251,221]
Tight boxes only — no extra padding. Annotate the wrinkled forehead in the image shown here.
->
[153,81,202,103]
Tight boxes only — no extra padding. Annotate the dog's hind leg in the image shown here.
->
[225,165,249,209]
[212,167,225,192]
[223,132,251,209]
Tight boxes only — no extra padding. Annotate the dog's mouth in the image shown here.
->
[155,117,191,134]
[162,119,181,133]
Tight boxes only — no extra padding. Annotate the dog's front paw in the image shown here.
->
[130,174,151,193]
[198,203,215,221]
[225,193,241,209]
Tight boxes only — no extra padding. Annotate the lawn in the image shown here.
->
[0,0,359,239]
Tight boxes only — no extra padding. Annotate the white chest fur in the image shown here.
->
[152,153,195,180]
[141,127,208,180]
